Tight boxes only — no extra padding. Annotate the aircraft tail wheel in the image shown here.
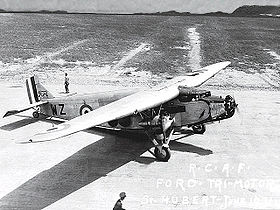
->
[154,146,171,162]
[32,111,39,118]
[192,124,206,134]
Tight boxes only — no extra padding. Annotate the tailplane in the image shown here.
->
[26,75,54,103]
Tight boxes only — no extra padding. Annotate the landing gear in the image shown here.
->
[144,112,175,162]
[32,106,41,118]
[192,124,206,134]
[154,146,171,162]
[32,111,40,118]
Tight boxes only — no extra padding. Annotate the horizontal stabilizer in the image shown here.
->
[3,110,22,118]
[3,101,48,118]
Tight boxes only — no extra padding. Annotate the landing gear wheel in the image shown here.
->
[154,147,171,162]
[192,124,206,134]
[32,111,39,118]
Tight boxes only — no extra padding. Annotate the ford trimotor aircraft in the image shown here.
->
[4,61,237,161]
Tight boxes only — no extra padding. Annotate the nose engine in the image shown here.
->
[160,88,238,128]
[224,95,238,118]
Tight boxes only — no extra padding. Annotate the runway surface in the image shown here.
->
[0,84,280,209]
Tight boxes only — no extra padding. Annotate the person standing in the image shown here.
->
[113,192,126,210]
[64,73,69,93]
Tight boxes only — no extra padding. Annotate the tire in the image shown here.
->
[154,147,171,162]
[192,124,206,134]
[32,111,39,118]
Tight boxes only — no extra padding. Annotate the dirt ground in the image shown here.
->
[0,79,279,209]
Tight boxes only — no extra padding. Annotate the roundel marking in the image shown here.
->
[79,104,93,115]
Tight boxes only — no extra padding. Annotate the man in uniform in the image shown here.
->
[113,192,126,210]
[64,73,69,93]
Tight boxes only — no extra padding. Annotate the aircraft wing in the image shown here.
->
[154,61,231,89]
[18,61,230,143]
[3,101,48,118]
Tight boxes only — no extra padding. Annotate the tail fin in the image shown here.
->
[26,75,54,104]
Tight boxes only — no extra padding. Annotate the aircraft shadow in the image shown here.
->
[0,126,212,209]
[0,115,64,132]
[0,118,38,131]
[170,141,213,156]
[0,130,151,209]
[171,130,213,155]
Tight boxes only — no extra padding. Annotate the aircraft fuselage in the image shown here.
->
[40,89,137,120]
[38,87,235,131]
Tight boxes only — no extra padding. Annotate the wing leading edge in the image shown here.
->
[18,61,230,143]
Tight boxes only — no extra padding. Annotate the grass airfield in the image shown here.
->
[0,83,279,210]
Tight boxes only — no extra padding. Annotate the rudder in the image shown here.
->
[26,75,54,104]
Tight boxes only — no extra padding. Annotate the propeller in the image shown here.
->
[231,93,240,114]
[228,93,244,125]
[161,112,174,133]
[225,94,239,117]
[235,103,240,114]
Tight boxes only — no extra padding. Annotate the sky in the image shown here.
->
[0,0,279,13]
